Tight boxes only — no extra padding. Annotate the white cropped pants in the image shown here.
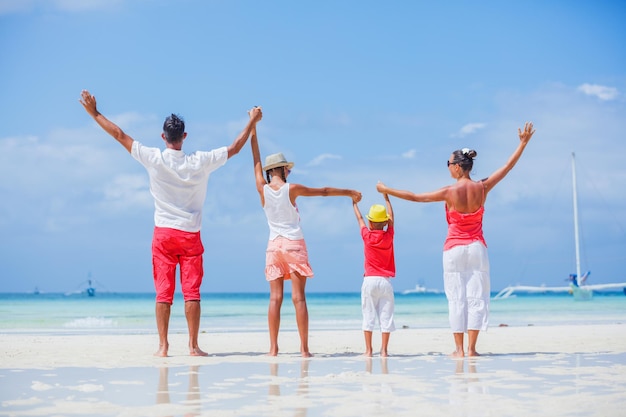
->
[361,276,395,333]
[442,241,490,333]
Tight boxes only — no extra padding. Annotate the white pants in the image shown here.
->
[442,242,490,333]
[361,276,395,332]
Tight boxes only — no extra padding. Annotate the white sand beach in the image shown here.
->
[1,324,626,416]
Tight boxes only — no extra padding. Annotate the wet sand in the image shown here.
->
[1,324,625,416]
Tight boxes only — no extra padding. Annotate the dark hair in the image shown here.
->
[163,114,185,143]
[451,148,477,172]
[265,166,287,183]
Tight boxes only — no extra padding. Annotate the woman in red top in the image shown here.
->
[377,122,535,357]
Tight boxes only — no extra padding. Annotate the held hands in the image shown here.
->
[518,122,535,144]
[351,191,362,203]
[79,90,99,118]
[248,106,263,123]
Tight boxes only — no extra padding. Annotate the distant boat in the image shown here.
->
[494,153,626,300]
[86,280,96,297]
[65,273,105,297]
[401,284,441,295]
[493,280,626,300]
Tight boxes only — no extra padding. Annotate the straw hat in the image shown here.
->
[366,204,390,222]
[263,152,295,171]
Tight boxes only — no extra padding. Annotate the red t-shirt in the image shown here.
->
[361,224,395,277]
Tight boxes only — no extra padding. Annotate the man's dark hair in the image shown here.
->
[163,114,185,143]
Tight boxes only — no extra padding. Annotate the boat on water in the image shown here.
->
[85,280,96,297]
[401,284,442,295]
[65,273,103,297]
[494,152,626,300]
[567,152,593,300]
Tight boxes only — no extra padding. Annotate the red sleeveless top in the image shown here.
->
[443,185,487,251]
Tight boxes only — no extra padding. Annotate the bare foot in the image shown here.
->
[467,350,480,357]
[267,347,279,357]
[380,350,389,357]
[301,351,313,358]
[189,347,209,357]
[450,349,465,358]
[154,345,168,357]
[362,351,373,357]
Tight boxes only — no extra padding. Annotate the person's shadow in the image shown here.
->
[157,365,201,417]
[269,360,310,417]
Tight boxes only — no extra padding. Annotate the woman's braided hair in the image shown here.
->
[265,166,287,183]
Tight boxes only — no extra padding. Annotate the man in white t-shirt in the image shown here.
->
[80,90,262,357]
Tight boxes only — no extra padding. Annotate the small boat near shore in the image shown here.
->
[401,284,442,295]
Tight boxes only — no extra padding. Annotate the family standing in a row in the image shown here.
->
[80,90,535,358]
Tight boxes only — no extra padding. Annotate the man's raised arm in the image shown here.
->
[79,90,134,153]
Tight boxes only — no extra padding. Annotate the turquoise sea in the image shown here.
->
[1,291,624,335]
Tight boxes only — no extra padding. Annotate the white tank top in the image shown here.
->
[263,183,304,240]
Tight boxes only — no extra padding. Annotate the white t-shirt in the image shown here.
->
[131,141,228,232]
[263,183,304,240]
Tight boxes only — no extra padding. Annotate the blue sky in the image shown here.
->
[1,0,625,294]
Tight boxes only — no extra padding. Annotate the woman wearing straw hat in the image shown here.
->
[250,124,362,357]
[376,122,535,357]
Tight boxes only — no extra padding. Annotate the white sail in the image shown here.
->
[493,153,626,300]
[570,152,592,300]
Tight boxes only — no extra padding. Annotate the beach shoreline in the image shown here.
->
[2,323,625,416]
[2,323,625,369]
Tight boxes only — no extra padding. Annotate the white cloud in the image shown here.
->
[577,83,619,101]
[307,153,342,166]
[453,122,486,138]
[101,174,152,212]
[402,149,416,159]
[107,112,157,130]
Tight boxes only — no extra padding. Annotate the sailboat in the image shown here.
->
[401,283,442,295]
[567,152,593,300]
[494,153,626,300]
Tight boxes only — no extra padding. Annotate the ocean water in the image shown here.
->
[0,291,624,335]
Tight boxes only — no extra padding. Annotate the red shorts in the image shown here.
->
[152,227,204,304]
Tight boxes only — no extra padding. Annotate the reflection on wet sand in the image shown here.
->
[268,360,310,417]
[157,365,201,417]
[449,359,489,417]
[365,356,389,375]
[361,357,393,416]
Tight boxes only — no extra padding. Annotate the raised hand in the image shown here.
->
[248,106,263,122]
[518,122,535,144]
[79,90,99,118]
